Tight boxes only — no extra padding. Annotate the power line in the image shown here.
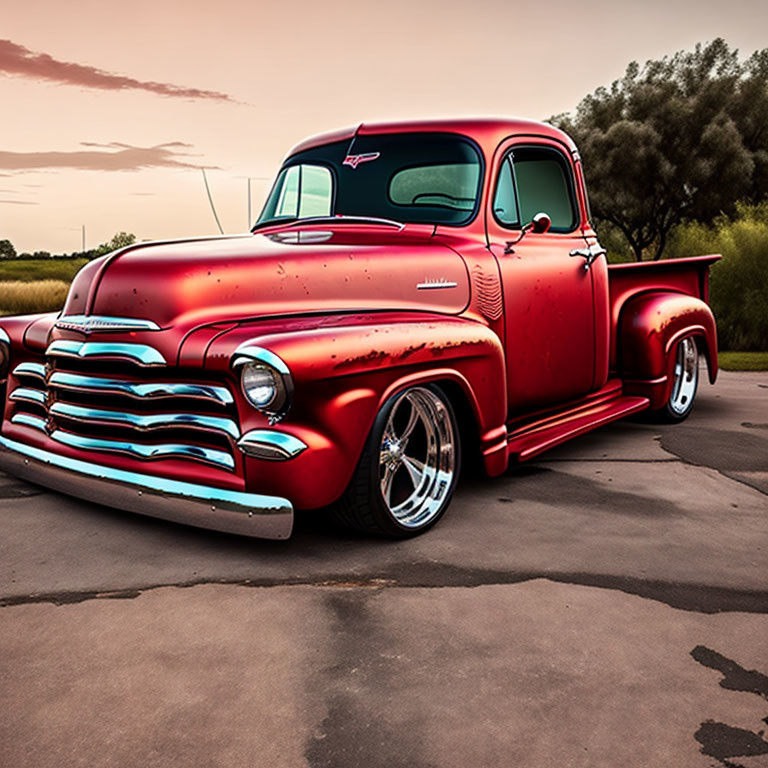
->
[201,169,223,234]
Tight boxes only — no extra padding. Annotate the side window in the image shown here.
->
[492,157,519,225]
[261,164,333,221]
[492,147,577,232]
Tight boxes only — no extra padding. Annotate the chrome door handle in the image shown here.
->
[569,244,606,270]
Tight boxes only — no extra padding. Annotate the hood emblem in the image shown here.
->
[416,279,458,290]
[343,152,380,169]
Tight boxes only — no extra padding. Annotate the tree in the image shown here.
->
[552,39,768,260]
[0,239,16,259]
[95,231,136,257]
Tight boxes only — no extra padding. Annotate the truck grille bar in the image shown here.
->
[7,346,239,472]
[48,371,234,405]
[49,402,240,439]
[47,340,167,366]
[10,413,235,470]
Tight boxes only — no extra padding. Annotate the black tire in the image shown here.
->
[332,384,461,538]
[648,336,699,423]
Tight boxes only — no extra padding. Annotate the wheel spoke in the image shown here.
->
[381,464,396,506]
[402,455,426,491]
[399,395,421,444]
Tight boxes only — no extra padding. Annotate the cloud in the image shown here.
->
[0,142,219,172]
[0,39,235,101]
[0,200,38,205]
[130,192,156,196]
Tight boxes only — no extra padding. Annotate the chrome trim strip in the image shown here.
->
[230,345,290,375]
[10,413,47,431]
[51,430,235,470]
[49,402,240,439]
[0,328,9,345]
[0,435,293,539]
[55,315,161,332]
[237,430,308,460]
[416,280,458,290]
[12,362,47,380]
[46,340,166,366]
[48,372,234,405]
[9,387,46,405]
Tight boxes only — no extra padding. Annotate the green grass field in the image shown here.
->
[0,258,89,283]
[0,280,70,316]
[718,351,768,371]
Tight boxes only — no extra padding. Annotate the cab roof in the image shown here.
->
[286,117,578,160]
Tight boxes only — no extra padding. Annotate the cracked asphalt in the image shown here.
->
[1,370,766,767]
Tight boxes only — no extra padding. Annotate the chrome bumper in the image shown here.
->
[0,435,293,539]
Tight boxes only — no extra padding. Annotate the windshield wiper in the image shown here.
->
[253,215,405,232]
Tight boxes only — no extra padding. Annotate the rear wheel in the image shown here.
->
[334,385,460,537]
[650,336,699,423]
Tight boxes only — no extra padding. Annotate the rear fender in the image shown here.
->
[207,314,508,508]
[618,291,717,408]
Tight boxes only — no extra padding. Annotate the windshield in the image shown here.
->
[256,132,483,228]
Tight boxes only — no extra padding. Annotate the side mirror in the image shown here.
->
[530,212,551,234]
[504,211,552,253]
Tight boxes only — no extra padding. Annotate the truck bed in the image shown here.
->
[606,254,721,370]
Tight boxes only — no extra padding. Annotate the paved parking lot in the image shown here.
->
[1,370,766,767]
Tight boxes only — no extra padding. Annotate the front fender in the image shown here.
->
[619,291,718,408]
[207,313,507,508]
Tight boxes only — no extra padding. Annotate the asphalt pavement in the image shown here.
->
[1,369,766,767]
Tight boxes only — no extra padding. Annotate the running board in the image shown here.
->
[507,395,650,462]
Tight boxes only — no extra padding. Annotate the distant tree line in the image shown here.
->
[0,232,136,261]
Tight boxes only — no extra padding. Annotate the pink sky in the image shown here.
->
[2,0,767,254]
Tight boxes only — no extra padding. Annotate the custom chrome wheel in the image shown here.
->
[378,387,456,529]
[334,384,460,537]
[669,337,699,416]
[649,336,700,423]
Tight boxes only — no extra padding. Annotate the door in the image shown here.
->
[489,142,595,413]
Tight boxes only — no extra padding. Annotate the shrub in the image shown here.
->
[666,203,768,350]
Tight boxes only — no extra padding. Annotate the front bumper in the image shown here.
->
[0,435,293,539]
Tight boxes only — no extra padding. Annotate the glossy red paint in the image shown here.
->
[0,117,721,536]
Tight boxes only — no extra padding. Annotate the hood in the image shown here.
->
[61,227,470,328]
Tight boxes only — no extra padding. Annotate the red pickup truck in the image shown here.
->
[0,118,719,539]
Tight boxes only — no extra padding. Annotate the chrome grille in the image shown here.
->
[7,343,239,471]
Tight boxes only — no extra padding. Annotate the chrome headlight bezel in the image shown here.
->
[231,345,293,422]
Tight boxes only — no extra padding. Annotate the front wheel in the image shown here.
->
[333,385,460,537]
[650,336,699,423]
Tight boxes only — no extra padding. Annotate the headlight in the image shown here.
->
[231,345,293,422]
[242,363,283,409]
